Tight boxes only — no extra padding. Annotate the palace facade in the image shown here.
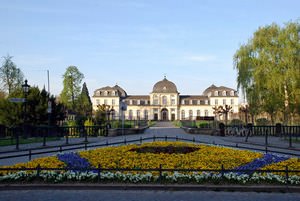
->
[92,77,239,121]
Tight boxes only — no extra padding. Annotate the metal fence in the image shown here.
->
[1,135,299,162]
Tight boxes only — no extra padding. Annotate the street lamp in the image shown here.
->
[19,79,30,149]
[22,79,30,124]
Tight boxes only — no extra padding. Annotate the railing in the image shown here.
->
[1,136,299,162]
[0,165,299,184]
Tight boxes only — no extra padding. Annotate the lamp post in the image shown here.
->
[20,79,30,149]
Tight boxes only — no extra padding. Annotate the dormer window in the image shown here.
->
[230,91,235,96]
[208,92,211,97]
[104,91,108,96]
[214,91,218,96]
[111,91,115,96]
[222,91,226,96]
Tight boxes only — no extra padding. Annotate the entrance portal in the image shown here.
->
[161,108,168,121]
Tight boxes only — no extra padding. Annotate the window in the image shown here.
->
[162,96,167,105]
[104,99,108,105]
[215,99,218,105]
[153,95,159,105]
[132,100,137,105]
[136,110,140,119]
[181,100,184,104]
[192,100,197,105]
[205,100,208,105]
[111,91,115,96]
[214,91,219,96]
[129,110,133,120]
[171,95,176,105]
[171,108,175,113]
[205,110,209,116]
[230,91,235,96]
[222,91,227,96]
[189,110,193,120]
[181,110,185,120]
[197,110,201,117]
[140,100,145,105]
[96,99,100,105]
[231,99,234,105]
[112,99,115,105]
[223,99,226,105]
[144,110,148,120]
[104,91,108,96]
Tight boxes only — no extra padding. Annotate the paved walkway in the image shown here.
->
[0,122,299,166]
[1,190,299,201]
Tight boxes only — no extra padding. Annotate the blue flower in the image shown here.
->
[234,153,289,175]
[57,152,91,171]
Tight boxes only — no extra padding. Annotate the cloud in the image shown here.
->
[183,55,216,62]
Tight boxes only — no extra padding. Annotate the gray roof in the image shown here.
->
[203,84,237,96]
[152,77,178,93]
[125,95,150,100]
[180,95,208,100]
[93,84,127,97]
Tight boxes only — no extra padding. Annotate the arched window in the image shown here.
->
[162,96,167,105]
[197,110,201,117]
[181,110,185,120]
[222,91,226,96]
[189,110,193,120]
[144,110,148,120]
[129,110,133,120]
[214,91,219,96]
[230,91,235,96]
[104,91,108,96]
[171,95,176,105]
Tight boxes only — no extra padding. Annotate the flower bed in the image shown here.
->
[0,141,299,184]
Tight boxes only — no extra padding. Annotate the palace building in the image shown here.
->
[92,77,239,121]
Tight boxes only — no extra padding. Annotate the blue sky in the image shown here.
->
[0,0,299,97]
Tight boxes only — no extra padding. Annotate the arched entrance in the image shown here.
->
[161,108,168,121]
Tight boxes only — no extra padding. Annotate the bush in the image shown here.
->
[84,119,95,135]
[256,118,271,126]
[196,121,210,128]
[230,119,244,126]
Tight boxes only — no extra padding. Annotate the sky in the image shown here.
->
[0,0,299,98]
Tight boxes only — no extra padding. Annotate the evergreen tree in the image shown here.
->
[77,82,92,117]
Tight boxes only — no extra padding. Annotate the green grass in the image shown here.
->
[0,137,61,146]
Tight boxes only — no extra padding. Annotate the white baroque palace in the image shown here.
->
[92,77,239,121]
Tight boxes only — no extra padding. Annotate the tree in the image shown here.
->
[77,82,92,117]
[234,21,300,124]
[0,87,65,127]
[212,105,233,125]
[0,55,24,94]
[60,66,84,111]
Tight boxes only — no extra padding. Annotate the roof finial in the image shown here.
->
[164,73,167,79]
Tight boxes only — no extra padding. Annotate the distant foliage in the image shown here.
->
[256,118,271,126]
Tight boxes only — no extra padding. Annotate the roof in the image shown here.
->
[125,95,150,100]
[203,84,237,96]
[152,77,178,93]
[180,95,208,100]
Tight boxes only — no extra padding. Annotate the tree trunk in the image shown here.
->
[283,84,289,125]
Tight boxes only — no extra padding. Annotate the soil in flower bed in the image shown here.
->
[130,145,200,154]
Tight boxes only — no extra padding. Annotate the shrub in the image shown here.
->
[256,118,271,126]
[230,119,244,126]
